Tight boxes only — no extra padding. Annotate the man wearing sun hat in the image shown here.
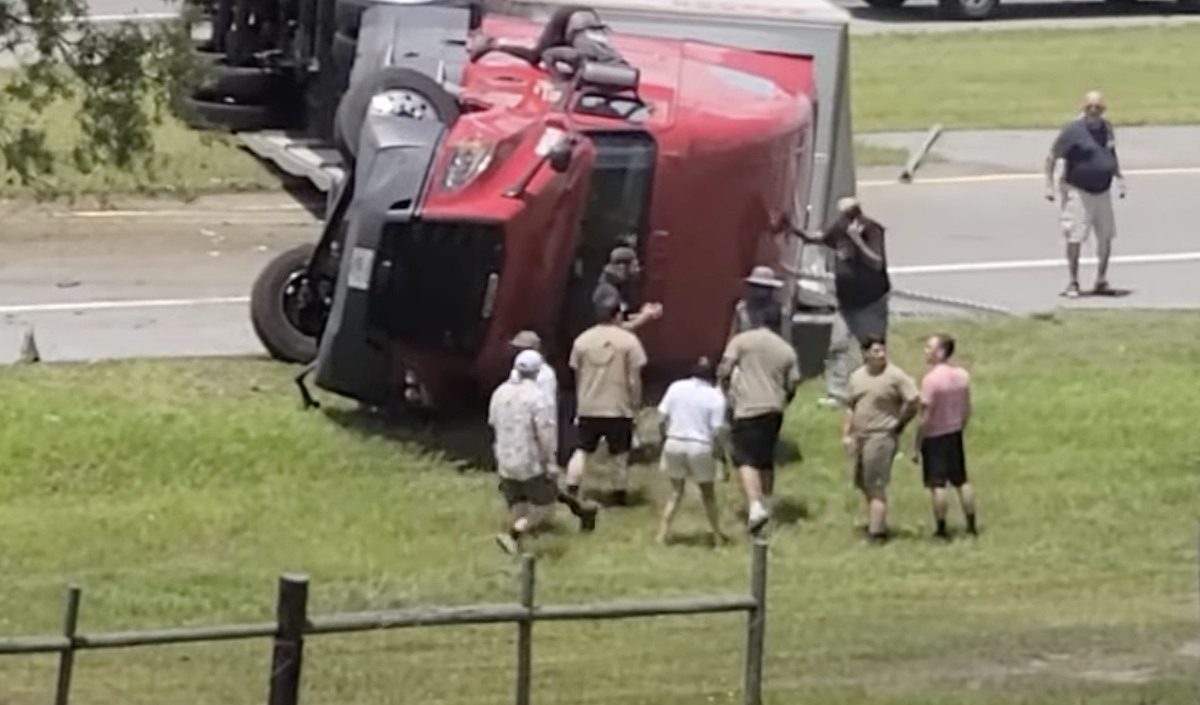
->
[793,196,891,409]
[732,265,786,335]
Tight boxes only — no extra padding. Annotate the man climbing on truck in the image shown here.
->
[592,245,663,333]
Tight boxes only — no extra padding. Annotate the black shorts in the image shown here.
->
[556,392,578,468]
[499,475,558,508]
[576,416,635,455]
[730,412,784,472]
[921,431,968,488]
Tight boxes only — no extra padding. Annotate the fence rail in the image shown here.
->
[1,540,770,705]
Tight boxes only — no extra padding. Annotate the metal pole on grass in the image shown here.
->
[268,574,310,705]
[515,555,537,705]
[743,539,769,705]
[53,585,83,705]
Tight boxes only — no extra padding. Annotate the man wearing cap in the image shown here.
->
[718,301,801,535]
[564,294,649,507]
[593,245,663,333]
[508,330,600,532]
[489,349,559,555]
[509,330,558,410]
[793,196,891,408]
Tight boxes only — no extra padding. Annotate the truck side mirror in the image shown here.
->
[548,141,573,173]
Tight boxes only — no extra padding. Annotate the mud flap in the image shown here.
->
[312,112,446,404]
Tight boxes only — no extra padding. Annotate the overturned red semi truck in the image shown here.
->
[235,0,859,411]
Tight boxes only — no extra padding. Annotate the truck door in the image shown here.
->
[556,130,657,354]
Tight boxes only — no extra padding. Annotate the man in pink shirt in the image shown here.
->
[912,333,978,540]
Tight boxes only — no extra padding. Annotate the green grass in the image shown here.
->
[0,311,1197,704]
[853,24,1200,132]
[0,90,280,200]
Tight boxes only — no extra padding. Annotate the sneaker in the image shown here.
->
[1060,282,1080,299]
[578,504,598,533]
[818,396,846,409]
[1092,280,1115,296]
[495,532,520,555]
[747,507,770,535]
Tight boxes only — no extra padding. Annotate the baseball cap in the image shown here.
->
[514,349,544,375]
[510,330,541,349]
[609,246,637,264]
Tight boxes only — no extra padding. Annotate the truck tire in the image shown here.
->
[196,60,287,104]
[250,243,322,364]
[180,96,278,132]
[937,0,999,19]
[333,66,460,160]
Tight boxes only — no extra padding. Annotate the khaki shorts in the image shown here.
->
[661,439,718,484]
[853,434,897,500]
[1059,187,1116,245]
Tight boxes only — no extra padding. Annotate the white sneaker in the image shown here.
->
[747,503,770,535]
[818,396,845,409]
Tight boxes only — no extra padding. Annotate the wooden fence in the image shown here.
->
[0,540,769,705]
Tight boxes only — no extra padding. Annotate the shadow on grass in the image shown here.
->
[582,486,651,509]
[733,495,810,528]
[664,531,729,550]
[322,404,496,473]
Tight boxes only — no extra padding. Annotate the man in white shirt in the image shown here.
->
[655,357,729,546]
[489,349,558,555]
[509,330,558,412]
[509,330,599,532]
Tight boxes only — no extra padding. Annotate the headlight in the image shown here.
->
[442,139,495,190]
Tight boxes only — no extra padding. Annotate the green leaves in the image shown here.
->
[0,0,205,187]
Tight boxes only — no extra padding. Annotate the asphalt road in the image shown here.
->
[2,127,1199,363]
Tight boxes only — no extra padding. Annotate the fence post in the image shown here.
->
[53,585,83,705]
[268,574,310,705]
[743,539,769,705]
[515,555,537,705]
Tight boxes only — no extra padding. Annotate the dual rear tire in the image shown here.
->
[178,39,302,132]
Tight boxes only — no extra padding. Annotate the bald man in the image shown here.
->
[1044,90,1126,299]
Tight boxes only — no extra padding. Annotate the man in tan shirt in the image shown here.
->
[718,301,800,535]
[843,335,919,544]
[564,294,649,507]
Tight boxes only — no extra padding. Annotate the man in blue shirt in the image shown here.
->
[1044,90,1127,299]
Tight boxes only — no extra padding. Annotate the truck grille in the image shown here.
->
[370,220,505,356]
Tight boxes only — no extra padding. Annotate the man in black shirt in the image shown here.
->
[793,197,890,408]
[593,245,662,332]
[1043,90,1126,298]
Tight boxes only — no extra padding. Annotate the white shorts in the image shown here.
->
[1059,186,1116,245]
[660,439,718,484]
